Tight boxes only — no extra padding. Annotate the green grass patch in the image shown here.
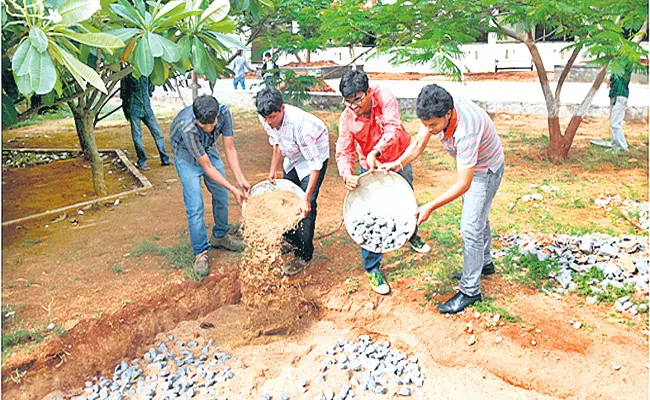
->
[111,265,124,275]
[130,239,198,281]
[499,248,559,289]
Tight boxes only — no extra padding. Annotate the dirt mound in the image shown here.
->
[240,190,317,334]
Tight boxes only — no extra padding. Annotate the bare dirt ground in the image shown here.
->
[1,105,648,399]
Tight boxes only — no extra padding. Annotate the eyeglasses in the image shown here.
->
[342,93,366,108]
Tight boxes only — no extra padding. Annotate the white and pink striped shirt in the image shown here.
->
[430,96,504,176]
[259,104,330,173]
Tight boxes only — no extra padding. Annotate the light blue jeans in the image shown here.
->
[174,149,230,255]
[233,76,246,90]
[361,164,416,273]
[459,163,504,296]
[130,107,171,167]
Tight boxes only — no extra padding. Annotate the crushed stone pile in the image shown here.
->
[495,233,649,315]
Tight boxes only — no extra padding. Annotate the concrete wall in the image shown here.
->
[553,64,649,84]
[306,92,648,121]
[258,42,650,75]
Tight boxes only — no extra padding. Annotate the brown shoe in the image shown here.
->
[283,257,309,276]
[210,233,243,252]
[193,251,209,277]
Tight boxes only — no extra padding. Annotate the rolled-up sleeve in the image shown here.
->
[373,89,402,155]
[336,114,356,178]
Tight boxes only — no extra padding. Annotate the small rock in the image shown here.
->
[47,323,56,330]
[495,337,503,343]
[573,322,582,330]
[467,335,477,346]
[365,302,375,310]
[612,363,621,371]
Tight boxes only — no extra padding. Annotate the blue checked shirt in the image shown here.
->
[122,75,153,120]
[170,104,234,163]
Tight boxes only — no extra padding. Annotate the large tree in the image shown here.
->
[320,0,648,161]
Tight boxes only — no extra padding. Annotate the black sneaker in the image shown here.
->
[408,235,431,253]
[453,262,496,280]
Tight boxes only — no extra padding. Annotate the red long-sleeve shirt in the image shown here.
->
[335,85,411,178]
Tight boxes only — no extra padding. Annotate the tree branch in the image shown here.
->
[15,91,85,123]
[554,45,581,100]
[575,64,608,117]
[492,18,527,42]
[535,27,559,42]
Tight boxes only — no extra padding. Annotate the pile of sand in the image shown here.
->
[240,190,315,334]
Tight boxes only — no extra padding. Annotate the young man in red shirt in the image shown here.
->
[336,70,430,295]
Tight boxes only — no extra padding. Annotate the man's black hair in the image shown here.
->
[193,95,220,124]
[255,87,283,117]
[339,69,369,99]
[264,52,271,58]
[416,84,455,120]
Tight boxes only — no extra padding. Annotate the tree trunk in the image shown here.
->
[72,109,107,196]
[191,71,198,101]
[306,50,311,64]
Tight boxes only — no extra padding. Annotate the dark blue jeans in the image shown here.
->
[360,164,416,273]
[284,160,328,261]
[130,107,171,166]
[175,149,230,255]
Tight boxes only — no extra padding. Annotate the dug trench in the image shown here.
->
[2,112,648,399]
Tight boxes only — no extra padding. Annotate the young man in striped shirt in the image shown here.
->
[336,70,431,296]
[384,84,505,314]
[256,87,330,276]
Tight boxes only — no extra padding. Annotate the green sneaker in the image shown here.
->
[367,270,391,295]
[408,235,431,254]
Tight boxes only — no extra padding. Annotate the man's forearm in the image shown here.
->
[305,170,320,200]
[224,147,245,184]
[270,145,282,174]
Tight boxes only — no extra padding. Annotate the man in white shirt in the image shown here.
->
[256,87,330,276]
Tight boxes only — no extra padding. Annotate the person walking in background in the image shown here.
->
[591,59,632,152]
[231,50,253,90]
[336,70,431,296]
[120,73,171,171]
[256,87,330,276]
[170,95,250,277]
[262,52,280,88]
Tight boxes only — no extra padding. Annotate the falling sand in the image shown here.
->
[240,190,317,335]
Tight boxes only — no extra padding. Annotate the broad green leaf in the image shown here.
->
[31,51,57,94]
[177,36,191,61]
[55,44,108,93]
[200,0,230,24]
[29,27,49,52]
[12,39,33,77]
[45,0,66,9]
[153,10,202,30]
[191,38,207,74]
[185,0,202,12]
[152,0,183,23]
[204,54,217,83]
[106,28,140,42]
[211,32,245,49]
[43,91,56,106]
[152,33,179,62]
[133,35,154,76]
[2,93,18,126]
[150,57,166,85]
[203,20,236,33]
[15,73,33,95]
[147,31,163,57]
[55,31,125,48]
[134,0,146,14]
[58,0,101,25]
[109,4,143,26]
[100,0,118,9]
